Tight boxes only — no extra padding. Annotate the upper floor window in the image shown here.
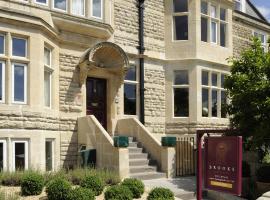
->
[254,31,268,52]
[12,37,27,57]
[92,0,103,19]
[201,1,227,47]
[235,0,245,12]
[35,0,48,5]
[173,70,189,117]
[173,0,188,40]
[54,0,67,11]
[72,0,85,16]
[0,35,4,55]
[44,47,53,108]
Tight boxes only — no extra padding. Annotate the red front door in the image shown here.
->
[86,77,107,130]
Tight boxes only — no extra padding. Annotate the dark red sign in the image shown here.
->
[204,136,242,196]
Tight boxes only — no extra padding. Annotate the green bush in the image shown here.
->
[0,171,24,186]
[257,165,270,183]
[121,178,144,198]
[67,187,95,200]
[46,177,72,200]
[242,161,251,177]
[147,187,174,200]
[104,185,133,200]
[21,172,44,196]
[80,175,104,196]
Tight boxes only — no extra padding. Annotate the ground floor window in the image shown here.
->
[0,61,5,103]
[45,140,54,171]
[12,140,28,171]
[0,140,7,171]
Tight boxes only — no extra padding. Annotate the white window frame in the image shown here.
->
[0,139,7,171]
[91,0,103,19]
[71,0,86,17]
[53,0,68,12]
[235,0,246,12]
[124,65,139,116]
[0,61,5,103]
[0,34,5,56]
[12,63,27,104]
[12,140,29,171]
[211,20,218,44]
[173,70,190,118]
[11,37,27,58]
[253,30,268,52]
[45,139,55,171]
[34,0,48,6]
[44,47,53,108]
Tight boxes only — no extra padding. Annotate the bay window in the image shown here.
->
[44,47,53,108]
[92,0,102,19]
[12,63,27,104]
[0,61,5,103]
[254,31,268,52]
[54,0,67,11]
[35,0,48,5]
[173,70,189,117]
[173,0,189,40]
[201,1,228,47]
[0,35,4,55]
[124,65,138,115]
[72,0,85,16]
[12,37,27,57]
[201,70,227,118]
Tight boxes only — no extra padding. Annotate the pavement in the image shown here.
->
[143,177,197,200]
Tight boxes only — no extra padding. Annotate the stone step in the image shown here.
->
[129,137,135,142]
[129,159,150,166]
[128,147,143,153]
[130,172,166,180]
[129,153,148,159]
[129,165,157,173]
[129,142,139,148]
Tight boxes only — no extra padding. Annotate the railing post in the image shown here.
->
[197,131,204,200]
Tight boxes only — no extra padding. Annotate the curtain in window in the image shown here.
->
[72,0,84,15]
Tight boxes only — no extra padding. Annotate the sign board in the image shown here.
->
[204,136,242,196]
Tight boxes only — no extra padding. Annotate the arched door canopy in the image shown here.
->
[78,42,129,85]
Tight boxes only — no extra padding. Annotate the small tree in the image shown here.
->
[225,38,270,154]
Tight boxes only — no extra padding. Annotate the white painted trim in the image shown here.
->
[11,63,27,104]
[71,0,86,17]
[12,140,29,171]
[52,0,68,12]
[34,0,49,6]
[11,37,27,58]
[0,139,7,171]
[90,0,103,20]
[0,61,5,103]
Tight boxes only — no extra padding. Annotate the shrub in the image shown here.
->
[46,177,72,200]
[0,171,24,186]
[242,161,251,177]
[256,165,270,183]
[147,187,174,200]
[104,185,133,200]
[67,187,95,200]
[21,172,44,196]
[80,175,104,196]
[121,178,144,198]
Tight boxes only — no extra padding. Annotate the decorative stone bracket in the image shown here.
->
[78,42,130,86]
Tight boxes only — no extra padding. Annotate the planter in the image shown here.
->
[241,177,250,197]
[113,136,129,148]
[256,181,270,196]
[161,137,176,147]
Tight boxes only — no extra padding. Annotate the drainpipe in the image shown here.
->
[137,0,145,124]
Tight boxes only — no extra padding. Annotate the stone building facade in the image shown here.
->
[0,0,269,172]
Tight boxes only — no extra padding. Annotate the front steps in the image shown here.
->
[128,137,166,180]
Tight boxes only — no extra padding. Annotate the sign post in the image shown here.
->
[196,130,242,200]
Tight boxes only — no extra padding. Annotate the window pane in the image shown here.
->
[221,91,227,118]
[0,35,4,54]
[201,17,208,42]
[174,88,189,117]
[174,70,188,85]
[12,38,26,57]
[54,0,67,10]
[210,5,216,18]
[212,90,218,117]
[14,64,25,102]
[125,65,136,81]
[15,143,25,170]
[0,143,3,171]
[92,0,102,18]
[220,23,226,47]
[46,141,53,171]
[201,1,208,14]
[202,71,209,85]
[44,48,51,66]
[44,71,51,107]
[174,16,188,40]
[202,88,209,117]
[0,63,2,101]
[211,21,217,43]
[124,84,136,115]
[235,1,241,11]
[72,0,84,15]
[212,73,217,86]
[36,0,47,4]
[174,0,188,12]
[220,8,226,21]
[221,74,225,88]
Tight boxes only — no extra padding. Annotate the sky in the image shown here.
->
[250,0,270,21]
